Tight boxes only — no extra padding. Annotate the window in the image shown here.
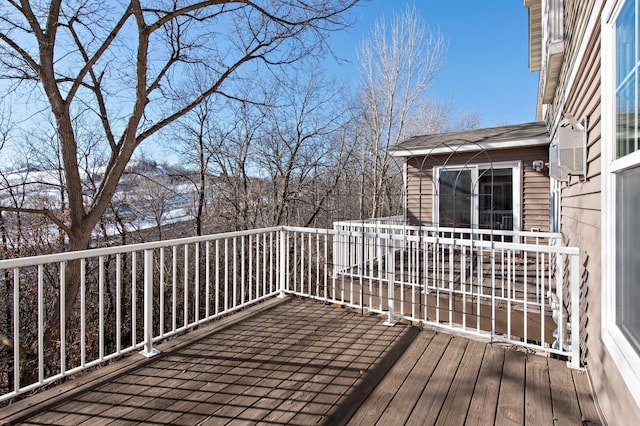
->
[434,162,520,232]
[616,166,640,350]
[602,0,640,402]
[613,0,640,355]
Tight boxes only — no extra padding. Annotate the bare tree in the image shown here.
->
[357,4,446,218]
[209,91,270,232]
[173,96,226,236]
[404,97,454,137]
[404,98,482,138]
[454,109,482,131]
[0,0,358,384]
[255,70,354,227]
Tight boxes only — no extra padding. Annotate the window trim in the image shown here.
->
[433,160,521,232]
[602,0,640,405]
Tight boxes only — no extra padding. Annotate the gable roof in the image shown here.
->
[390,121,549,157]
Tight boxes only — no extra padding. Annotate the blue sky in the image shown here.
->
[326,0,539,128]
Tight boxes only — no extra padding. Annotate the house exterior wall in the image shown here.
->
[404,146,550,231]
[540,0,640,423]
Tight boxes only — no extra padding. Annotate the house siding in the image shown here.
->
[543,0,640,423]
[405,146,550,232]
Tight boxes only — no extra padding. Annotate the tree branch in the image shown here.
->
[0,33,40,75]
[0,206,72,237]
[66,4,133,104]
[66,18,117,152]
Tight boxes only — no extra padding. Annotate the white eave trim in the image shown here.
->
[390,136,549,158]
[526,0,543,71]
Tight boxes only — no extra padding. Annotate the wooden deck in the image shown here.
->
[1,298,600,425]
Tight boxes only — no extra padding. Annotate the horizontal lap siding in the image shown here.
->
[405,146,550,231]
[557,0,602,380]
[550,0,640,422]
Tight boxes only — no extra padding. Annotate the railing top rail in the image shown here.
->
[333,215,403,224]
[0,224,577,271]
[0,226,282,270]
[332,221,562,240]
[285,226,579,256]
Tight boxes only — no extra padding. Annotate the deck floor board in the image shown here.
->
[3,298,600,426]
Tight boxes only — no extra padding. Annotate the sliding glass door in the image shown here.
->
[435,163,519,231]
[438,169,473,228]
[478,168,513,230]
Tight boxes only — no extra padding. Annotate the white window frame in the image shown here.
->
[433,161,521,232]
[602,0,640,405]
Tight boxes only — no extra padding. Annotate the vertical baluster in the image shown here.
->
[184,245,189,328]
[205,241,210,318]
[308,233,312,297]
[99,256,104,360]
[399,238,405,317]
[434,239,440,324]
[13,268,20,393]
[477,246,483,332]
[241,236,245,305]
[524,248,529,344]
[263,233,267,297]
[316,233,320,298]
[225,238,229,310]
[557,252,565,353]
[142,249,159,357]
[491,247,496,338]
[159,248,164,336]
[249,234,253,302]
[37,265,43,383]
[81,259,87,366]
[269,232,274,295]
[279,230,286,297]
[195,242,200,323]
[324,233,328,301]
[116,255,121,353]
[423,238,429,322]
[215,240,220,315]
[294,233,299,295]
[60,262,66,374]
[172,246,177,333]
[232,237,237,307]
[461,245,467,331]
[507,249,512,340]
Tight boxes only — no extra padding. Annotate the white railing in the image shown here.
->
[333,216,405,275]
[0,224,580,402]
[332,220,561,277]
[286,227,578,362]
[0,227,282,402]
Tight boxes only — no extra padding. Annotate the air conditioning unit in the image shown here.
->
[549,121,585,182]
[549,141,568,182]
[557,123,585,176]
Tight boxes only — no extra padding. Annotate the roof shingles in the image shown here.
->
[391,121,549,155]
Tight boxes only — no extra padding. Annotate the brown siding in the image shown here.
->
[546,1,640,423]
[405,146,550,232]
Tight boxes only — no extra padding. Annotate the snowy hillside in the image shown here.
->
[1,160,198,238]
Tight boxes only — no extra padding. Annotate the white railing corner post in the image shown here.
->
[141,249,160,358]
[384,237,396,326]
[279,228,287,298]
[569,253,580,369]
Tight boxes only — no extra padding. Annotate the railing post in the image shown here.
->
[384,236,396,326]
[279,229,287,298]
[141,249,160,358]
[569,253,580,368]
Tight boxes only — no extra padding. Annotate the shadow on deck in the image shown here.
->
[1,298,599,425]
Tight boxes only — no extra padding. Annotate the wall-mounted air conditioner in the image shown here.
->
[549,141,568,182]
[549,120,586,181]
